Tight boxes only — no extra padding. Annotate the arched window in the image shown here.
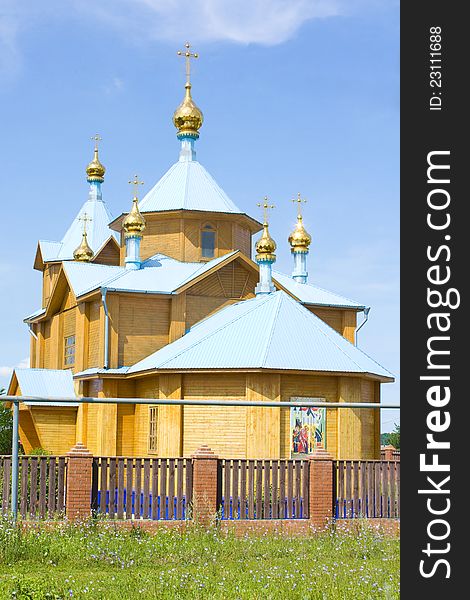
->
[201,224,216,259]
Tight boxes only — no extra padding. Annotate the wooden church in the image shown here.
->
[8,46,393,461]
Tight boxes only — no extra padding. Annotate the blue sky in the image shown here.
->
[0,0,399,431]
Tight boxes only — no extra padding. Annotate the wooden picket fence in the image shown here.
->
[219,459,310,520]
[334,460,400,519]
[1,455,67,519]
[91,457,193,520]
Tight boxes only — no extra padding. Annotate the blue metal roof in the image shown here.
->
[272,271,365,309]
[127,291,393,380]
[139,159,243,214]
[12,369,78,406]
[62,252,239,299]
[74,367,130,378]
[39,191,119,264]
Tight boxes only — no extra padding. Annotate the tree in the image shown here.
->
[388,424,400,450]
[0,387,13,454]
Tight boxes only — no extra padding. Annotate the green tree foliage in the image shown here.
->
[0,388,13,454]
[388,424,400,450]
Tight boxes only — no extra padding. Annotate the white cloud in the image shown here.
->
[123,0,343,45]
[0,357,29,378]
[0,11,21,77]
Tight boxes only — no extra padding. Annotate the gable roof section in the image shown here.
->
[8,368,78,406]
[127,291,393,381]
[35,196,119,268]
[138,160,243,215]
[272,271,365,310]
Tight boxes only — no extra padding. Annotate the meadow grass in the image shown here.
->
[0,517,399,599]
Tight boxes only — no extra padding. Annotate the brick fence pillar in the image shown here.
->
[66,443,93,520]
[382,445,396,461]
[191,445,219,526]
[308,447,334,530]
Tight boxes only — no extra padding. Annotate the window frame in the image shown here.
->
[63,334,76,367]
[200,223,217,261]
[148,406,158,453]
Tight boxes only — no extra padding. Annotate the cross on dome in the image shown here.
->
[128,175,144,200]
[177,42,199,84]
[292,192,307,217]
[257,197,275,225]
[91,134,102,150]
[78,212,92,234]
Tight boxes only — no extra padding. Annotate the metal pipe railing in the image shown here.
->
[4,395,399,523]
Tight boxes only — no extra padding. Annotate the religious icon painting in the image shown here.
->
[290,399,326,458]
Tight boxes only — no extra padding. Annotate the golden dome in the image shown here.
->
[288,215,311,253]
[255,223,277,261]
[86,147,106,182]
[173,83,204,138]
[122,198,146,236]
[73,232,94,262]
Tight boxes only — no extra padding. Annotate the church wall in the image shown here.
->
[306,307,357,344]
[232,223,252,258]
[42,264,61,307]
[134,376,159,456]
[280,374,339,459]
[185,262,258,329]
[336,377,379,460]
[87,301,102,367]
[140,218,182,262]
[42,320,52,369]
[183,374,247,457]
[117,213,254,265]
[30,407,77,455]
[117,296,170,366]
[93,240,120,266]
[246,374,281,459]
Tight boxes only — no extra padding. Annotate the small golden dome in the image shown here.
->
[73,232,94,262]
[255,223,277,261]
[86,147,106,182]
[288,215,311,253]
[122,198,146,236]
[173,83,204,138]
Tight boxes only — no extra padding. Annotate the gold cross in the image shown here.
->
[78,212,93,234]
[91,134,102,150]
[257,197,275,225]
[128,175,144,200]
[177,42,199,84]
[292,192,307,217]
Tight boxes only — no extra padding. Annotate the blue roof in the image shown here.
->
[12,369,78,406]
[127,291,393,380]
[62,251,239,298]
[74,367,130,378]
[139,159,244,215]
[272,271,365,309]
[39,193,119,263]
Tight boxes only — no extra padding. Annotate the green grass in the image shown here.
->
[0,517,399,599]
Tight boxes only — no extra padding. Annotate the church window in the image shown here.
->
[201,224,216,259]
[148,407,158,452]
[64,335,75,366]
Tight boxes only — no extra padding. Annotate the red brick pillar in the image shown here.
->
[308,447,334,530]
[383,445,396,461]
[66,443,93,520]
[191,445,219,526]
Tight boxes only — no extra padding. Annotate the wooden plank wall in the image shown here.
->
[118,296,170,366]
[183,374,246,457]
[30,408,77,455]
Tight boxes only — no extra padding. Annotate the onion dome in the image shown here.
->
[288,214,311,253]
[173,83,204,138]
[255,223,277,262]
[73,231,94,262]
[122,198,146,237]
[86,146,106,182]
